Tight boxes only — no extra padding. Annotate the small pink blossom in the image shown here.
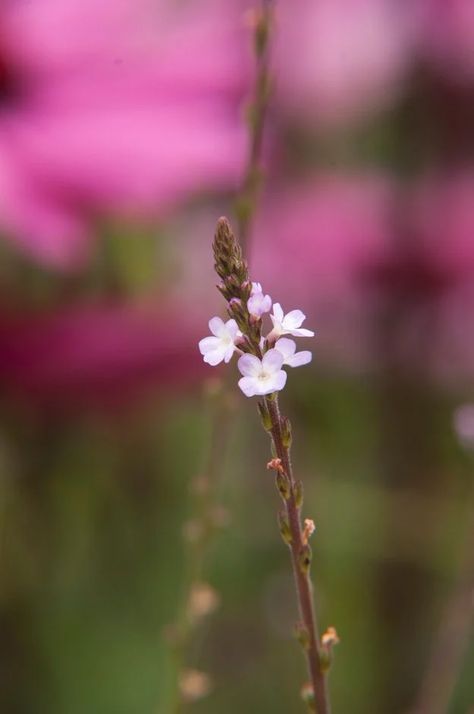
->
[237,350,287,397]
[247,282,272,318]
[269,303,315,340]
[198,317,241,366]
[274,338,312,368]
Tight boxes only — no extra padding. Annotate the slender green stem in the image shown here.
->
[265,394,331,714]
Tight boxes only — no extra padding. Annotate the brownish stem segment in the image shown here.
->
[236,0,274,255]
[265,394,331,714]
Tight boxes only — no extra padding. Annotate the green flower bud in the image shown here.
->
[278,510,292,545]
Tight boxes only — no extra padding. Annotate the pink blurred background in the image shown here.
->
[0,3,473,713]
[0,0,473,412]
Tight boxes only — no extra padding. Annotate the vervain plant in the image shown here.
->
[198,217,338,713]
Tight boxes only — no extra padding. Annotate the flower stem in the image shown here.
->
[235,0,274,254]
[264,394,331,714]
[167,383,236,713]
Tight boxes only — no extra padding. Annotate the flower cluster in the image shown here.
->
[198,218,314,397]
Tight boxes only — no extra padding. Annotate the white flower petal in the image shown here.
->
[209,316,226,337]
[283,310,305,329]
[269,369,287,393]
[248,292,272,318]
[204,348,226,366]
[225,318,240,340]
[291,327,315,338]
[272,303,284,322]
[238,353,262,377]
[251,282,262,294]
[223,342,236,363]
[198,336,220,355]
[238,376,258,397]
[286,351,312,367]
[247,294,262,316]
[262,348,284,373]
[274,338,297,359]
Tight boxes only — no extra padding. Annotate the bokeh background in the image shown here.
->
[0,1,473,712]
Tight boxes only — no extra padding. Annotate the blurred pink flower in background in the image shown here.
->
[248,172,474,381]
[0,299,205,411]
[274,0,414,127]
[417,0,474,83]
[405,172,474,380]
[251,175,394,370]
[0,0,248,268]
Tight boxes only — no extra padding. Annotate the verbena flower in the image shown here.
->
[237,350,287,397]
[198,317,241,366]
[269,303,315,339]
[275,338,312,367]
[248,282,272,318]
[198,217,315,397]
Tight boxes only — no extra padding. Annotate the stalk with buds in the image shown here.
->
[198,217,338,713]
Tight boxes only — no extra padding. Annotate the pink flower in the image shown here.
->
[416,0,474,83]
[274,0,414,127]
[198,317,241,366]
[268,303,314,340]
[237,350,287,397]
[251,172,474,382]
[0,299,205,411]
[274,338,312,368]
[0,0,248,268]
[247,282,272,318]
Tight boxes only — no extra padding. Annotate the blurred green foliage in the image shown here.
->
[1,361,472,713]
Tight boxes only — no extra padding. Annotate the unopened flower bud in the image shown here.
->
[294,622,310,651]
[281,416,292,448]
[300,682,316,710]
[322,626,340,648]
[257,400,273,431]
[278,510,292,545]
[302,518,316,545]
[227,297,246,326]
[240,280,252,300]
[179,669,212,702]
[320,626,340,672]
[187,582,220,620]
[275,471,291,501]
[294,480,304,509]
[266,457,284,473]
